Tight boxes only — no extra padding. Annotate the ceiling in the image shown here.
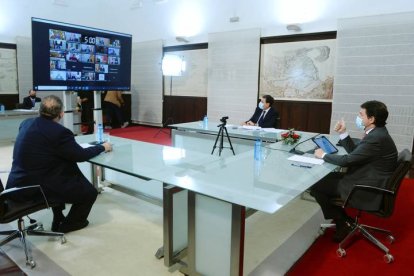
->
[1,0,414,45]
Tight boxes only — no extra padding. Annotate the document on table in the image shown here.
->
[262,128,282,133]
[242,125,261,130]
[288,155,324,165]
[79,143,94,149]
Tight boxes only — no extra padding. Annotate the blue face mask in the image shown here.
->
[355,116,365,130]
[258,102,264,110]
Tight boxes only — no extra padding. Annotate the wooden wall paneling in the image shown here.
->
[163,96,207,125]
[306,102,332,134]
[0,95,19,110]
[273,100,331,133]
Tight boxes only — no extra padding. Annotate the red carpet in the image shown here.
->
[287,178,414,275]
[107,125,172,146]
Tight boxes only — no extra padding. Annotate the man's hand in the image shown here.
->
[102,142,112,152]
[246,121,254,126]
[314,148,325,159]
[334,119,346,134]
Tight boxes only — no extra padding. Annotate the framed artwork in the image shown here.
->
[260,33,336,101]
[0,45,18,95]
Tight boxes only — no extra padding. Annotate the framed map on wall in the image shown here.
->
[0,46,18,95]
[260,38,336,101]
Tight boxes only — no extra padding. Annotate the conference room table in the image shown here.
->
[0,109,38,142]
[76,130,341,276]
[170,121,281,157]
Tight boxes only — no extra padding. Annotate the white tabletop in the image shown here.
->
[170,121,280,142]
[76,135,338,213]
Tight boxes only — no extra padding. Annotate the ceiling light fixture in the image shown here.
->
[229,16,240,23]
[176,36,190,43]
[286,24,301,32]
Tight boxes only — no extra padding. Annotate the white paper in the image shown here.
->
[79,143,94,149]
[262,128,282,133]
[288,155,324,165]
[242,125,261,131]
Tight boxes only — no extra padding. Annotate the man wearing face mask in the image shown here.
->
[310,100,398,243]
[243,95,279,128]
[7,95,112,233]
[22,89,42,109]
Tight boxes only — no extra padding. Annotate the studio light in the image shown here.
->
[162,54,186,77]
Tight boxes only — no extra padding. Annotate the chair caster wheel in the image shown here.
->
[336,248,346,257]
[384,254,394,263]
[61,235,67,244]
[26,260,36,268]
[387,235,395,244]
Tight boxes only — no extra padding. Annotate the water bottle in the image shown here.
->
[203,115,208,129]
[96,123,104,143]
[254,139,262,160]
[0,104,4,113]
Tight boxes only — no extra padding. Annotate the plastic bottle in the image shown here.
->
[254,139,262,160]
[0,104,4,113]
[203,115,208,129]
[96,123,104,143]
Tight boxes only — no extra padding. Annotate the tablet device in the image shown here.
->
[312,136,338,154]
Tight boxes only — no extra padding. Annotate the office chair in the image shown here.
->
[320,149,412,263]
[0,179,66,268]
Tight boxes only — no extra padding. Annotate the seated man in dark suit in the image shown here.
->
[243,95,279,128]
[310,100,398,242]
[7,95,112,233]
[22,89,42,109]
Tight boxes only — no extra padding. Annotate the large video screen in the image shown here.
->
[32,18,132,91]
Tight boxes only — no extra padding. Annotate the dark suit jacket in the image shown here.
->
[323,127,397,210]
[22,96,41,109]
[6,117,105,203]
[247,107,279,128]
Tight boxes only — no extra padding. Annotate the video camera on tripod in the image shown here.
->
[211,116,235,156]
[218,116,229,126]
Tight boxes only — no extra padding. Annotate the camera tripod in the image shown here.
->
[211,122,235,156]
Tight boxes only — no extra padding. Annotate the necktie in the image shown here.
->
[258,111,266,126]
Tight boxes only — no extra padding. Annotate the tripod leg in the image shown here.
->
[219,126,225,156]
[211,127,222,154]
[224,127,235,155]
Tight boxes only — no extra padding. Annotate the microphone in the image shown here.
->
[289,133,320,155]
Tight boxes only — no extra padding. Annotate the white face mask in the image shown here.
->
[258,102,264,110]
[355,116,365,130]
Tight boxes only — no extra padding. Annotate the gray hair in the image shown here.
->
[39,95,63,120]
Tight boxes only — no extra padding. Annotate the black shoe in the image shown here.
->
[58,220,89,233]
[333,220,353,243]
[51,216,65,232]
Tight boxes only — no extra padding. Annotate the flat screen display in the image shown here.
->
[32,18,132,91]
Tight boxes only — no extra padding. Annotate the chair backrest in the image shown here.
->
[377,149,412,217]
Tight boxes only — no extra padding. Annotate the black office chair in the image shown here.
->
[320,149,412,263]
[0,179,66,268]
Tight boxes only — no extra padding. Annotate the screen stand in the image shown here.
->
[62,91,74,133]
[93,91,103,134]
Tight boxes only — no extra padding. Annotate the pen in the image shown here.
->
[291,163,312,169]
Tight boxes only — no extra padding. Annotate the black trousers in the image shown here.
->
[52,184,98,224]
[310,172,348,220]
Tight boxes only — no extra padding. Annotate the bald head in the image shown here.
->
[39,95,63,120]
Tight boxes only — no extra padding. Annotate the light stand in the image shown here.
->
[154,54,186,138]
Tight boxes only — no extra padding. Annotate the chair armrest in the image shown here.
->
[342,184,394,208]
[0,185,50,209]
